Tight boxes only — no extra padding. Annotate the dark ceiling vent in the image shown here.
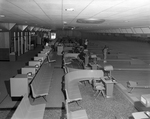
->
[77,18,105,24]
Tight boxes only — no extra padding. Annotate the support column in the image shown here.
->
[17,32,20,56]
[26,32,29,51]
[14,32,16,53]
[20,32,23,54]
[29,32,31,50]
[24,32,27,52]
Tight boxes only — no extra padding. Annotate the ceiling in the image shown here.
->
[0,0,150,33]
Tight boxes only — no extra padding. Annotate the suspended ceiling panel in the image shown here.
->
[0,0,150,33]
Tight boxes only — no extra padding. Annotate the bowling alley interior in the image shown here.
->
[0,0,150,119]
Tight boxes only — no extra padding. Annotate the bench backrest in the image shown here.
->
[63,66,68,74]
[65,89,70,104]
[63,47,73,52]
[66,67,83,73]
[65,59,84,69]
[65,70,104,85]
[11,93,30,119]
[65,99,70,119]
[30,81,38,98]
[64,53,79,59]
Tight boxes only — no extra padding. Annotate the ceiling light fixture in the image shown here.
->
[0,14,5,17]
[77,18,105,24]
[63,21,67,25]
[65,8,74,11]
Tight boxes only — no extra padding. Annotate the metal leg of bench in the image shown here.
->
[44,54,50,64]
[42,96,47,102]
[80,81,86,86]
[76,101,82,108]
[32,98,35,102]
[83,81,86,86]
[128,88,134,93]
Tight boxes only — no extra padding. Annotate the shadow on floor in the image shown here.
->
[4,80,11,97]
[134,101,150,111]
[17,69,22,74]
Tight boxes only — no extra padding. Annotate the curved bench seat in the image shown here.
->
[65,70,104,83]
[65,95,88,119]
[63,53,79,59]
[63,58,85,74]
[65,70,104,103]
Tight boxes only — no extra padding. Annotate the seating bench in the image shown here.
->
[65,70,104,104]
[11,93,46,119]
[29,48,54,101]
[63,53,79,59]
[65,100,88,119]
[30,64,53,101]
[65,81,82,103]
[63,59,85,74]
[127,81,150,93]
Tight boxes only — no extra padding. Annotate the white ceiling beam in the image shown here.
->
[113,29,117,33]
[131,27,136,34]
[17,25,28,31]
[38,28,42,31]
[134,28,143,34]
[33,27,40,31]
[141,27,150,34]
[115,29,120,33]
[121,29,127,33]
[28,26,34,31]
[119,28,123,33]
[0,23,16,30]
[110,29,114,33]
[126,28,133,34]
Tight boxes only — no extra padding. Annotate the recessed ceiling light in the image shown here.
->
[77,18,105,24]
[63,21,67,25]
[0,14,5,17]
[65,8,74,11]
